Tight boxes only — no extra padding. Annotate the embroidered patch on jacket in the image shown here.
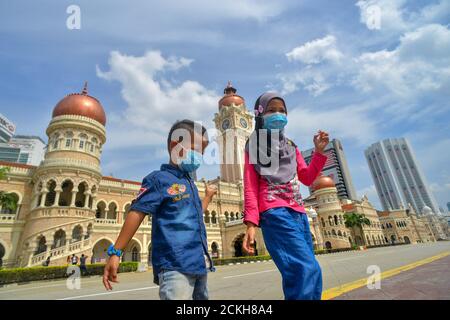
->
[167,183,187,195]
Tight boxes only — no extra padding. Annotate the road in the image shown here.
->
[1,241,449,300]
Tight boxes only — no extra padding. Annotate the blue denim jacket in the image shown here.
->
[130,163,215,284]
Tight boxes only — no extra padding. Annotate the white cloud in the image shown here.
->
[285,104,378,147]
[356,0,450,33]
[286,35,343,64]
[352,24,450,100]
[279,66,331,96]
[356,0,409,33]
[96,50,221,149]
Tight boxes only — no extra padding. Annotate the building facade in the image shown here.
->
[365,138,440,214]
[0,84,446,269]
[0,113,16,143]
[0,135,46,166]
[302,139,357,200]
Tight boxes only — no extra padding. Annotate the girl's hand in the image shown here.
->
[243,222,257,255]
[313,130,329,154]
[205,184,218,199]
[103,255,120,290]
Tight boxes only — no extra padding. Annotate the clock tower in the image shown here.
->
[213,82,253,183]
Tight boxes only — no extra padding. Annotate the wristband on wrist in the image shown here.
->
[107,244,123,257]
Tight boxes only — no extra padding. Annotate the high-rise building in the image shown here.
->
[447,202,450,213]
[302,139,357,200]
[0,135,46,166]
[0,113,16,143]
[365,137,440,215]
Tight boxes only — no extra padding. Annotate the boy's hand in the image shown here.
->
[243,222,257,255]
[313,130,329,154]
[103,255,120,290]
[205,184,218,199]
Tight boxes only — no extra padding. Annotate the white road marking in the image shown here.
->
[0,278,103,294]
[223,269,277,279]
[58,286,159,300]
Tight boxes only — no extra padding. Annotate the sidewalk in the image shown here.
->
[333,254,450,300]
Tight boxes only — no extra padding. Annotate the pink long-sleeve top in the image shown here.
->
[243,148,327,226]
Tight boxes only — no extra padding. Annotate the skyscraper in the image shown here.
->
[302,139,357,200]
[0,113,16,143]
[0,135,46,166]
[365,137,440,215]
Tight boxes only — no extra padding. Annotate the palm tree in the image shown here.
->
[0,167,18,213]
[344,213,371,246]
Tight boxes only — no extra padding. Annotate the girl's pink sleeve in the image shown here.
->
[296,148,327,186]
[243,151,261,226]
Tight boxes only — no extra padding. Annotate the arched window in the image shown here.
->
[35,236,47,255]
[0,192,19,214]
[334,215,338,225]
[131,247,139,262]
[72,225,83,243]
[75,182,88,208]
[204,211,211,224]
[332,229,336,236]
[211,211,217,224]
[45,180,57,207]
[108,202,117,220]
[328,216,333,226]
[96,201,107,219]
[211,242,219,258]
[64,131,73,149]
[224,212,229,222]
[59,180,73,206]
[321,218,325,228]
[52,229,66,249]
[338,230,342,237]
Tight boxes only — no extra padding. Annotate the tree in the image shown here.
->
[0,167,18,213]
[344,213,371,246]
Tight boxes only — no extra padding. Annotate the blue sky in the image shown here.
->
[1,0,449,211]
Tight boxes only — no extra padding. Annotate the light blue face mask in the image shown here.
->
[177,146,203,173]
[263,112,288,130]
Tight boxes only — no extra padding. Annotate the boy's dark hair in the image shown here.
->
[167,119,209,151]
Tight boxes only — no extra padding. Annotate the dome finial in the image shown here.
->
[81,81,88,95]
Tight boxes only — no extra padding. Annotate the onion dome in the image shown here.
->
[421,206,433,215]
[218,81,245,109]
[311,174,335,191]
[308,206,318,218]
[52,82,106,126]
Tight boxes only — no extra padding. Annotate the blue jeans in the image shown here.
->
[158,270,208,300]
[260,207,322,300]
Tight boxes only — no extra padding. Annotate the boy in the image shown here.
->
[102,119,217,300]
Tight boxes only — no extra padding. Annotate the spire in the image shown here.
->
[81,81,88,95]
[224,81,237,95]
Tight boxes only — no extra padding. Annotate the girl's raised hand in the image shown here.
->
[313,130,329,154]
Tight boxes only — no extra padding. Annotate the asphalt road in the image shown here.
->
[1,241,449,300]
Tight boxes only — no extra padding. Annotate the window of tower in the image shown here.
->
[65,139,71,148]
[45,180,57,207]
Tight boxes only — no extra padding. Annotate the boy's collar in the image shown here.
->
[161,163,191,179]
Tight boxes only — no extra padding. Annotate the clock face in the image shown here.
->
[240,118,248,128]
[222,119,231,130]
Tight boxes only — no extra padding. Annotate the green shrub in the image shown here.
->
[0,262,139,285]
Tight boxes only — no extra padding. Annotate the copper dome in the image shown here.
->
[218,81,245,109]
[52,82,106,126]
[312,174,335,191]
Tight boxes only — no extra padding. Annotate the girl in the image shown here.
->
[242,91,329,300]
